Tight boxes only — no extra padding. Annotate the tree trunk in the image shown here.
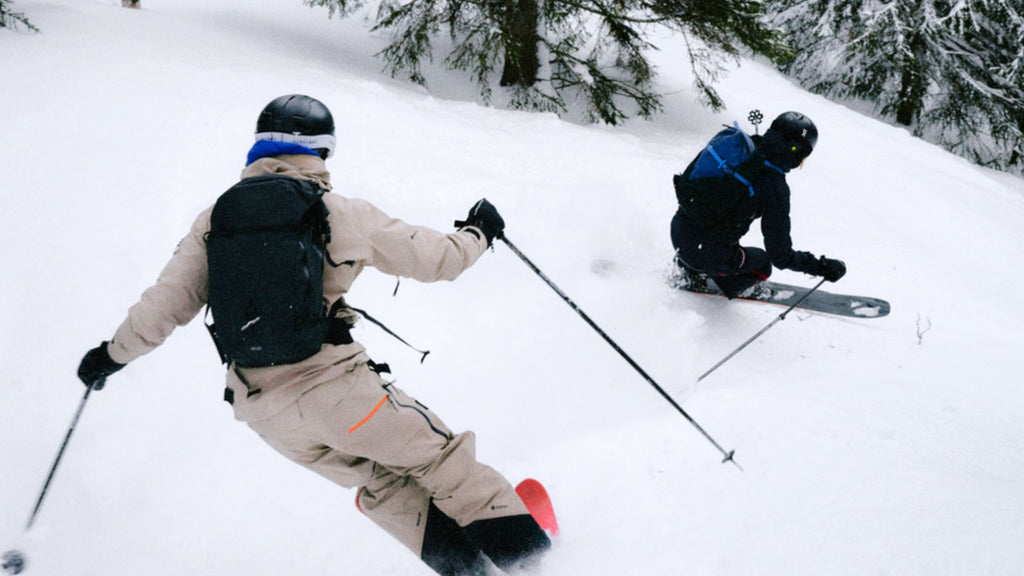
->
[499,0,540,87]
[895,32,927,126]
[895,68,918,126]
[1013,117,1024,168]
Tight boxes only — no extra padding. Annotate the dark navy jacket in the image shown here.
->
[675,131,819,275]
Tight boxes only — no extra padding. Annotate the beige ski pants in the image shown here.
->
[229,361,530,557]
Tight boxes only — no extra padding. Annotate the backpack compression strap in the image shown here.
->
[705,143,756,197]
[705,144,786,197]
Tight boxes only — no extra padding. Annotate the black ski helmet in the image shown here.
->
[255,94,336,159]
[769,111,818,164]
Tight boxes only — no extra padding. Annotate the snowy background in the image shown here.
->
[2,0,1024,574]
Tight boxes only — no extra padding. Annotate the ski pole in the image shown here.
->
[5,381,101,575]
[500,235,741,469]
[697,277,827,383]
[25,378,102,530]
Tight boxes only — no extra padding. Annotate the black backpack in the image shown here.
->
[205,174,333,367]
[673,122,770,221]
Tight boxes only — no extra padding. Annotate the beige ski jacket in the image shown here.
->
[106,154,488,414]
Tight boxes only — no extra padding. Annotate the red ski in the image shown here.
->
[515,478,559,537]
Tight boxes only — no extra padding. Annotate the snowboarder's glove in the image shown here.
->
[77,341,125,390]
[818,256,847,282]
[455,198,505,247]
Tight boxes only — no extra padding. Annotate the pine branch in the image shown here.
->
[1,0,39,32]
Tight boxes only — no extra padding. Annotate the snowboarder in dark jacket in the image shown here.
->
[670,111,847,298]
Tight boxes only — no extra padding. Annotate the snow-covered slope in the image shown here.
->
[2,1,1023,574]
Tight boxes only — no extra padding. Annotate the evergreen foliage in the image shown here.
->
[1,0,38,31]
[306,0,790,124]
[770,0,1024,173]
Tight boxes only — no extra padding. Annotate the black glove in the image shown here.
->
[454,198,505,246]
[77,341,125,390]
[817,256,847,282]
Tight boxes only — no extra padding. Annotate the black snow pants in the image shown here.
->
[671,208,772,298]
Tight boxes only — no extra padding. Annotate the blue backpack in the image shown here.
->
[688,122,758,192]
[673,122,777,220]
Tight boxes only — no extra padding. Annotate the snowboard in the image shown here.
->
[679,279,890,318]
[515,479,559,537]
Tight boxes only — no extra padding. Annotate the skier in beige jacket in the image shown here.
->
[76,95,550,575]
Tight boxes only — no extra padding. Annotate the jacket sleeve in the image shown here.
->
[106,208,212,365]
[331,197,488,282]
[759,176,818,274]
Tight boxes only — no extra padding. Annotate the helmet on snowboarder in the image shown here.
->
[768,111,818,165]
[255,94,336,159]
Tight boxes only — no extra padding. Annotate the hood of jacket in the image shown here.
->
[240,154,333,191]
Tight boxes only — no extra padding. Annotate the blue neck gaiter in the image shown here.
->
[246,140,319,166]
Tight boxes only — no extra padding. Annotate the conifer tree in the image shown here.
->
[1,0,38,31]
[306,0,790,124]
[770,0,1024,172]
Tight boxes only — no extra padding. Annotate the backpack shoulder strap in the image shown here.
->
[731,147,765,198]
[734,143,786,197]
[763,159,786,176]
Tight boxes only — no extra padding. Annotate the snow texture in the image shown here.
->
[2,0,1023,575]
